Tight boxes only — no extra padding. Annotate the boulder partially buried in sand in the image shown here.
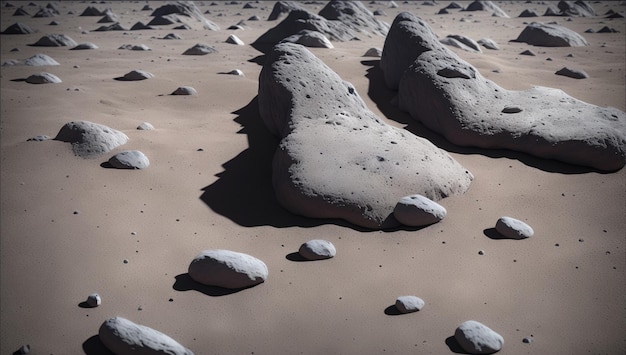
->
[299,239,336,260]
[182,43,218,55]
[31,33,77,46]
[513,22,588,47]
[150,1,219,30]
[380,12,626,171]
[188,249,268,289]
[495,216,533,239]
[99,317,194,355]
[54,121,128,158]
[25,72,61,84]
[454,320,504,354]
[108,150,149,169]
[259,43,473,229]
[2,22,35,34]
[119,69,154,81]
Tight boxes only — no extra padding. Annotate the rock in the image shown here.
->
[437,8,449,15]
[558,0,595,17]
[281,30,333,48]
[32,34,77,47]
[380,12,626,171]
[16,344,30,354]
[108,150,150,169]
[395,296,424,313]
[151,1,219,30]
[446,2,463,9]
[25,72,62,84]
[518,9,538,17]
[225,34,244,45]
[94,23,127,31]
[440,35,482,52]
[463,1,510,18]
[182,43,218,55]
[267,1,305,21]
[130,21,155,30]
[513,22,588,47]
[258,42,473,229]
[137,122,155,130]
[495,216,534,239]
[555,67,589,79]
[148,14,181,26]
[227,25,245,30]
[98,13,119,23]
[80,6,103,16]
[477,38,499,50]
[2,22,34,34]
[27,135,51,141]
[99,317,194,355]
[318,0,389,37]
[188,249,268,289]
[520,49,536,56]
[32,7,57,18]
[71,42,98,50]
[298,239,336,260]
[597,26,619,33]
[224,69,244,76]
[455,320,504,354]
[9,54,59,66]
[13,7,30,16]
[161,33,182,39]
[171,86,198,95]
[86,293,101,307]
[119,44,151,51]
[54,121,128,158]
[121,69,154,81]
[393,194,446,226]
[363,47,383,57]
[248,15,260,21]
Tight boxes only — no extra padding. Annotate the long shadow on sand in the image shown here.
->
[199,96,372,231]
[361,60,606,175]
[82,335,114,355]
[445,335,469,354]
[173,273,260,296]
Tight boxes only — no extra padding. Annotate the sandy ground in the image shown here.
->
[1,1,625,354]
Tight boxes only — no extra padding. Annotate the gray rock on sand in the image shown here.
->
[518,9,538,17]
[495,216,534,239]
[71,42,98,50]
[171,86,198,95]
[225,34,244,45]
[182,43,218,55]
[513,22,588,47]
[380,12,626,171]
[161,33,182,39]
[137,122,155,130]
[298,239,336,260]
[318,0,389,37]
[32,34,77,47]
[267,1,305,21]
[259,43,473,229]
[281,30,333,48]
[224,69,244,76]
[463,1,510,18]
[86,293,101,307]
[393,194,446,226]
[150,1,219,30]
[121,70,154,81]
[188,249,268,289]
[440,34,481,53]
[54,121,128,158]
[108,150,150,169]
[25,72,62,84]
[454,320,504,354]
[363,47,382,57]
[477,38,499,50]
[94,23,127,32]
[99,317,194,355]
[558,0,596,17]
[555,67,589,79]
[118,44,151,51]
[80,6,103,16]
[2,22,35,34]
[395,296,424,313]
[2,54,59,66]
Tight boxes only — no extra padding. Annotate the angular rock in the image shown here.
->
[597,26,619,33]
[94,23,127,31]
[80,6,103,16]
[513,22,588,47]
[130,21,155,30]
[520,49,536,56]
[32,34,77,47]
[2,22,34,34]
[32,7,57,18]
[298,239,336,260]
[281,30,333,48]
[98,13,119,23]
[171,86,198,95]
[380,12,626,171]
[121,70,154,81]
[86,293,101,307]
[441,35,481,53]
[99,317,194,355]
[395,296,424,313]
[393,194,446,226]
[463,1,509,18]
[225,34,244,45]
[25,72,61,84]
[555,67,588,79]
[455,320,504,354]
[495,216,534,239]
[558,0,595,17]
[477,38,499,50]
[267,1,305,21]
[318,0,389,37]
[518,9,538,17]
[71,42,98,50]
[150,1,219,30]
[12,8,30,16]
[363,47,382,57]
[188,249,268,289]
[147,14,181,26]
[161,33,182,39]
[259,43,473,229]
[182,43,218,55]
[108,150,150,169]
[54,121,128,158]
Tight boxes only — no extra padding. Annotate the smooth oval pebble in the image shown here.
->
[495,216,534,239]
[188,249,268,289]
[108,150,149,169]
[455,320,504,354]
[393,194,447,226]
[395,295,424,313]
[99,317,194,355]
[298,239,336,260]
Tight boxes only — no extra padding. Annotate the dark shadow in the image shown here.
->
[285,252,312,262]
[250,41,273,54]
[248,54,266,65]
[445,336,468,354]
[483,227,507,240]
[361,60,609,175]
[10,78,27,82]
[78,301,96,308]
[99,162,114,168]
[384,305,403,316]
[82,335,114,355]
[173,273,257,296]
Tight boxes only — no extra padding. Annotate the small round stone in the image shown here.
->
[298,239,336,260]
[86,293,102,307]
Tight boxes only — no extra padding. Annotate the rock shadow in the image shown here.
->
[384,304,402,316]
[285,252,311,262]
[484,227,507,240]
[361,60,607,174]
[445,335,468,354]
[173,273,258,296]
[82,335,114,355]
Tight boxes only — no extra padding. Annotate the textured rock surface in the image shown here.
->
[440,35,482,53]
[150,1,219,30]
[495,216,534,239]
[182,43,218,55]
[25,72,62,84]
[281,30,334,48]
[463,1,509,18]
[108,150,150,169]
[121,69,154,81]
[188,249,268,289]
[513,22,589,47]
[99,317,194,355]
[395,295,424,313]
[259,43,473,229]
[393,194,446,226]
[171,86,198,95]
[54,121,128,158]
[298,239,336,260]
[317,0,389,37]
[455,320,504,354]
[380,12,626,171]
[32,34,77,47]
[267,1,304,21]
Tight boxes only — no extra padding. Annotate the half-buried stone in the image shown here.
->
[171,86,197,95]
[188,249,268,289]
[54,121,128,158]
[395,295,424,313]
[298,239,336,260]
[258,43,473,229]
[108,150,149,169]
[495,216,533,239]
[393,194,446,226]
[99,317,194,355]
[120,69,153,81]
[25,72,61,84]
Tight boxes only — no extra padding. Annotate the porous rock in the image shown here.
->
[54,121,128,158]
[99,317,194,355]
[108,150,150,169]
[32,34,77,47]
[25,72,62,84]
[171,86,197,95]
[495,216,534,239]
[393,194,446,226]
[395,296,424,313]
[455,320,504,354]
[513,22,588,47]
[380,12,626,171]
[188,249,268,289]
[259,43,473,229]
[298,239,336,260]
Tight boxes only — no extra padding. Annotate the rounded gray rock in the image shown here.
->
[86,293,101,307]
[99,317,194,355]
[188,249,268,289]
[298,239,336,260]
[171,86,198,95]
[108,150,150,169]
[54,121,128,157]
[495,217,533,239]
[122,69,153,81]
[393,194,447,226]
[455,320,504,354]
[25,72,62,84]
[182,43,218,55]
[395,295,424,313]
[137,122,155,130]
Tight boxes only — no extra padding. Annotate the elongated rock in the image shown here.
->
[99,317,194,355]
[495,216,533,239]
[259,43,472,229]
[188,249,268,289]
[299,239,336,260]
[455,320,504,354]
[395,296,424,313]
[54,121,128,157]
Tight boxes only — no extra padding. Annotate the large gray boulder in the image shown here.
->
[188,249,268,289]
[454,320,504,354]
[54,121,128,157]
[25,72,61,84]
[462,1,509,18]
[380,12,626,171]
[318,0,389,37]
[557,0,596,17]
[99,317,194,355]
[513,22,589,47]
[259,43,473,229]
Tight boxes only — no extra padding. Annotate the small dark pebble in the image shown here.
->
[523,337,533,344]
[169,298,174,302]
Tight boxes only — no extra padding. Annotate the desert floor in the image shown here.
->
[1,1,625,354]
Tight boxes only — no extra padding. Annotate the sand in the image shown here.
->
[1,1,624,354]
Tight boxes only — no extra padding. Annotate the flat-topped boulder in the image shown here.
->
[380,12,626,171]
[259,43,473,229]
[513,22,589,47]
[99,317,194,355]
